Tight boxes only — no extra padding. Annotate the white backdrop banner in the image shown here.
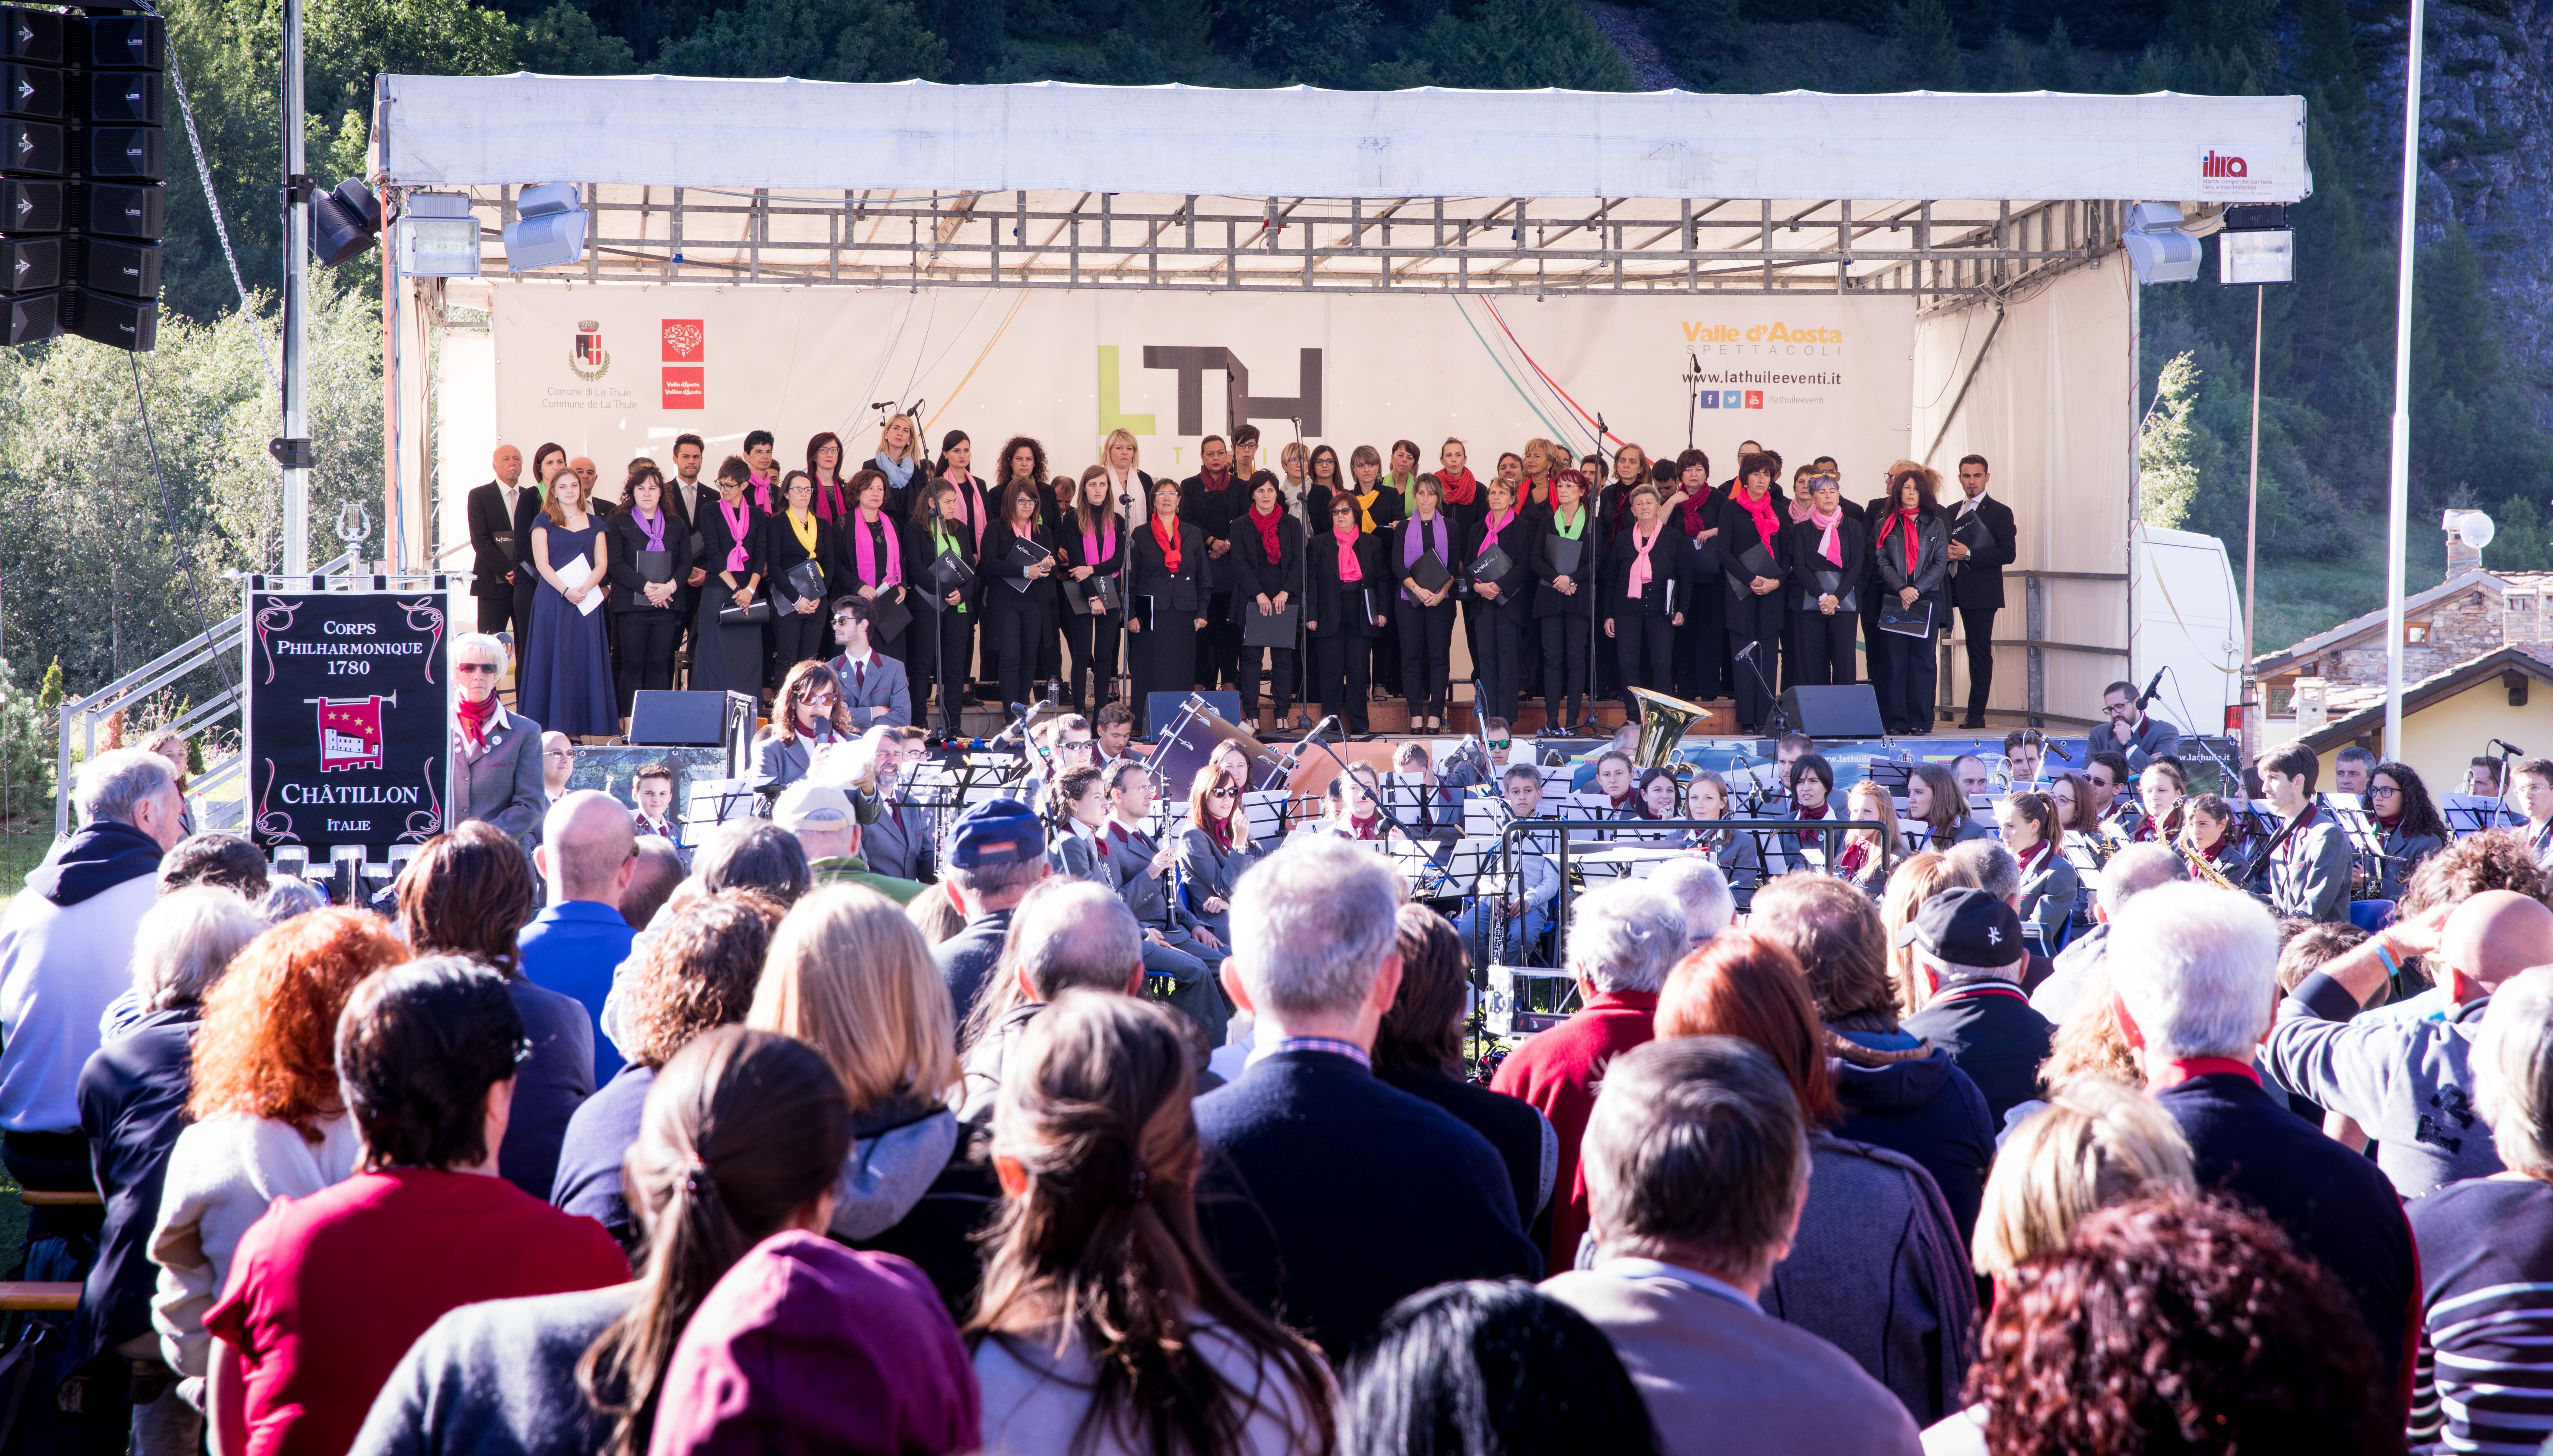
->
[491,283,1915,509]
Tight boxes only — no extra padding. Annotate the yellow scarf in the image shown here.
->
[1354,488,1381,533]
[789,508,818,555]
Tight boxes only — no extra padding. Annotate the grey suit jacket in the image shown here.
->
[454,706,548,839]
[746,724,848,799]
[827,652,913,729]
[860,797,930,882]
[2268,810,2353,922]
[2082,713,2182,774]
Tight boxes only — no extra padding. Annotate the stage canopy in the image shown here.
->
[370,78,2306,296]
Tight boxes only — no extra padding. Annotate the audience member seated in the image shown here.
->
[1343,1281,1654,1456]
[2105,881,2418,1402]
[971,992,1336,1456]
[151,908,403,1408]
[1748,874,1994,1242]
[774,781,923,904]
[748,884,996,1316]
[2027,843,2181,1023]
[619,837,685,931]
[548,892,780,1254]
[1645,856,1735,952]
[1377,903,1557,1228]
[1877,851,1977,1017]
[353,1028,850,1456]
[1897,887,2055,1124]
[1653,932,1975,1425]
[1543,1036,1924,1455]
[2260,890,2553,1196]
[1489,880,1685,1270]
[934,798,1051,1028]
[72,889,261,1456]
[153,832,271,900]
[954,880,1144,1129]
[520,790,640,1083]
[598,822,811,1059]
[1962,1197,2396,1456]
[1919,1080,2196,1454]
[1195,837,1540,1360]
[1939,838,2053,993]
[0,749,186,1206]
[2401,966,2553,1451]
[204,958,630,1456]
[396,823,597,1200]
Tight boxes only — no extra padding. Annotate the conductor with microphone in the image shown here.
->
[2087,675,2181,772]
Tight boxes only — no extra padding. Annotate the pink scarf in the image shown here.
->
[853,508,901,587]
[1486,505,1518,541]
[812,475,849,522]
[942,472,982,546]
[1736,486,1782,549]
[719,497,752,573]
[1082,515,1118,570]
[1808,504,1844,567]
[1627,522,1661,599]
[1787,496,1816,524]
[1333,527,1363,582]
[750,473,776,512]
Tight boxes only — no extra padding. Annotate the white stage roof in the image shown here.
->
[373,77,2310,205]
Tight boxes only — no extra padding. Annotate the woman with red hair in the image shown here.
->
[1656,932,1978,1426]
[148,908,405,1405]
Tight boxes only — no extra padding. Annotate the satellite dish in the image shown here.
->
[2445,509,2498,549]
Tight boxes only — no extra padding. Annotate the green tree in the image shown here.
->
[1397,0,1637,91]
[1886,0,1961,90]
[2037,17,2076,88]
[1987,28,2031,90]
[919,0,1004,81]
[519,0,637,71]
[1655,0,1743,90]
[1098,0,1214,83]
[2140,352,2203,531]
[656,0,949,80]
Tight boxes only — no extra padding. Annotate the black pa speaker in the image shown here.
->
[65,285,150,348]
[1779,684,1887,739]
[0,286,56,344]
[630,690,730,746]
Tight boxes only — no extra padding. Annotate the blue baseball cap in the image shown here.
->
[948,797,1044,869]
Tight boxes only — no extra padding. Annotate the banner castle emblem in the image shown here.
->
[570,319,609,381]
[310,694,396,772]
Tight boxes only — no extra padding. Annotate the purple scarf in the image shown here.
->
[1401,514,1448,602]
[634,507,667,552]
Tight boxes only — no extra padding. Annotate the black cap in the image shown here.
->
[1894,885,2025,967]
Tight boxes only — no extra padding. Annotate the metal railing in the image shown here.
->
[53,551,363,839]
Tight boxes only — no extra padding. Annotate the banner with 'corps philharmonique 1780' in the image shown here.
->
[492,283,1915,502]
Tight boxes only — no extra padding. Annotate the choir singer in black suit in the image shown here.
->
[1601,482,1695,702]
[1872,465,1950,737]
[466,444,532,636]
[1468,478,1537,727]
[1533,471,1599,734]
[1779,471,1865,688]
[604,466,695,718]
[1308,495,1388,736]
[1233,476,1304,731]
[1945,453,2017,729]
[983,480,1066,717]
[1716,453,1788,734]
[1126,477,1208,735]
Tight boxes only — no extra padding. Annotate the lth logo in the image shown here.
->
[1095,345,1325,436]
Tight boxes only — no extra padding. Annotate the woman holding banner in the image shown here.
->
[519,462,617,738]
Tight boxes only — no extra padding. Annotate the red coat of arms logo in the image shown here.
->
[315,694,393,772]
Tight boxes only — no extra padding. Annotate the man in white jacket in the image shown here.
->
[0,748,184,1189]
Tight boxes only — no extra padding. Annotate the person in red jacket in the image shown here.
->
[1490,880,1690,1271]
[205,958,629,1456]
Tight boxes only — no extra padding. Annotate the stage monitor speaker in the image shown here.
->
[1781,684,1886,739]
[629,690,728,746]
[1147,691,1240,735]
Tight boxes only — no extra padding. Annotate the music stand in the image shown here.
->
[2443,792,2521,838]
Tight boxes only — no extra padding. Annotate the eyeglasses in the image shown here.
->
[544,749,573,761]
[2370,784,2400,798]
[1210,787,1239,800]
[456,662,501,676]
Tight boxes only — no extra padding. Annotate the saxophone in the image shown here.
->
[2179,818,2243,894]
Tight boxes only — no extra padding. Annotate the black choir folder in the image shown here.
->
[1242,605,1300,648]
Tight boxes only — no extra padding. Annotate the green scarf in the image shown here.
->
[1390,470,1421,516]
[931,524,969,614]
[1553,505,1587,539]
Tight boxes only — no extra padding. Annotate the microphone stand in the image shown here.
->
[1682,353,1704,453]
[925,481,951,744]
[1587,411,1608,735]
[1738,639,1790,739]
[1115,468,1138,730]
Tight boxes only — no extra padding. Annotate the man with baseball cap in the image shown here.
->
[934,797,1050,1024]
[773,782,924,907]
[1898,886,2054,1124]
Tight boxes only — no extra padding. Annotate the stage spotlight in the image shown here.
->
[309,177,380,266]
[503,181,586,272]
[395,190,479,277]
[2217,202,2293,286]
[2123,201,2200,285]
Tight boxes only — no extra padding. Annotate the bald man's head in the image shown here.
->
[2443,890,2553,998]
[540,789,638,905]
[2098,844,2185,920]
[492,444,522,486]
[1005,880,1144,1000]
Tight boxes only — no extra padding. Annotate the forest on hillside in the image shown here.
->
[0,0,2530,700]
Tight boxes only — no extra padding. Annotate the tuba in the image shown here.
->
[1628,687,1711,772]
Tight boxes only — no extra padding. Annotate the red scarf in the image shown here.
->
[1152,514,1182,573]
[1521,475,1554,512]
[456,695,498,753]
[1794,799,1829,847]
[1839,840,1869,877]
[2019,839,2052,872]
[1736,486,1782,551]
[1678,487,1714,537]
[2377,811,2404,830]
[1878,506,1920,574]
[1438,468,1479,507]
[1250,503,1285,564]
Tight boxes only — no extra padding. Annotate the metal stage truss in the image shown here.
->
[431,187,2131,303]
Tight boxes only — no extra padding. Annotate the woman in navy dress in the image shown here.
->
[519,464,618,738]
